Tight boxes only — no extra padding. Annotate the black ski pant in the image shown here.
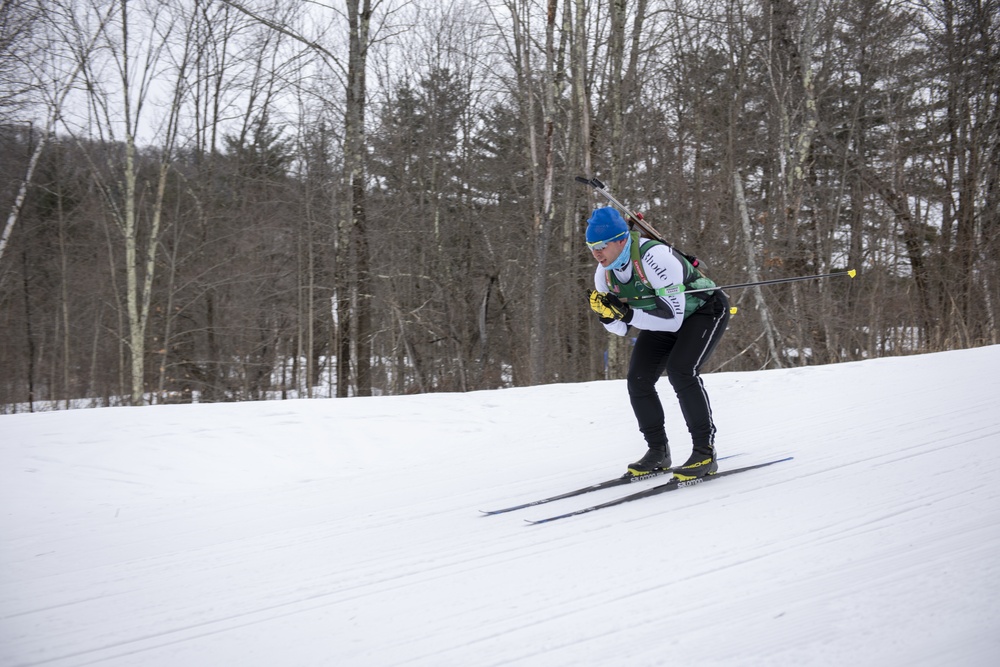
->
[627,291,730,454]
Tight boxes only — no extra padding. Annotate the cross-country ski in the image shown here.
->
[525,457,793,524]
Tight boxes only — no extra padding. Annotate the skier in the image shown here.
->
[585,206,731,481]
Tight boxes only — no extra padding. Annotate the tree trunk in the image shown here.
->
[734,170,783,367]
[343,0,373,396]
[528,0,560,385]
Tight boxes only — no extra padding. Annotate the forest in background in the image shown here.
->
[1,0,997,411]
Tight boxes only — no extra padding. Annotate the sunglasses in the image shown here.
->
[586,230,628,251]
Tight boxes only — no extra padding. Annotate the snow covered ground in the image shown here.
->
[2,345,999,667]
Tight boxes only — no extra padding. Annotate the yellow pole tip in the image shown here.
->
[848,269,857,278]
[729,307,739,315]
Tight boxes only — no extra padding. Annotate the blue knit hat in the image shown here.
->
[585,207,629,245]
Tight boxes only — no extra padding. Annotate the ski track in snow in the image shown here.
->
[2,346,999,666]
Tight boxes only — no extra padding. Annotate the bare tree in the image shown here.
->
[526,0,560,384]
[0,1,111,272]
[62,0,195,404]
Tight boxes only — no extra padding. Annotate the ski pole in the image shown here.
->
[653,269,857,297]
[576,176,666,243]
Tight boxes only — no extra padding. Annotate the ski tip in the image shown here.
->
[480,507,514,516]
[480,509,514,516]
[848,269,857,278]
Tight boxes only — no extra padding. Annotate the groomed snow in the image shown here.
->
[2,345,999,666]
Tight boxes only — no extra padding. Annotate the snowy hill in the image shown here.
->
[2,346,999,667]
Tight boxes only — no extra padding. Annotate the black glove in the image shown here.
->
[587,290,633,324]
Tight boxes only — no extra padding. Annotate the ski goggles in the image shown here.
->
[585,230,628,251]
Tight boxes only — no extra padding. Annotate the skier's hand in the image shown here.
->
[588,290,633,323]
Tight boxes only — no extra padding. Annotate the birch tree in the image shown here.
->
[70,0,193,404]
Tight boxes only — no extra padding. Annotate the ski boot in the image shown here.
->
[626,447,671,478]
[673,445,718,481]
